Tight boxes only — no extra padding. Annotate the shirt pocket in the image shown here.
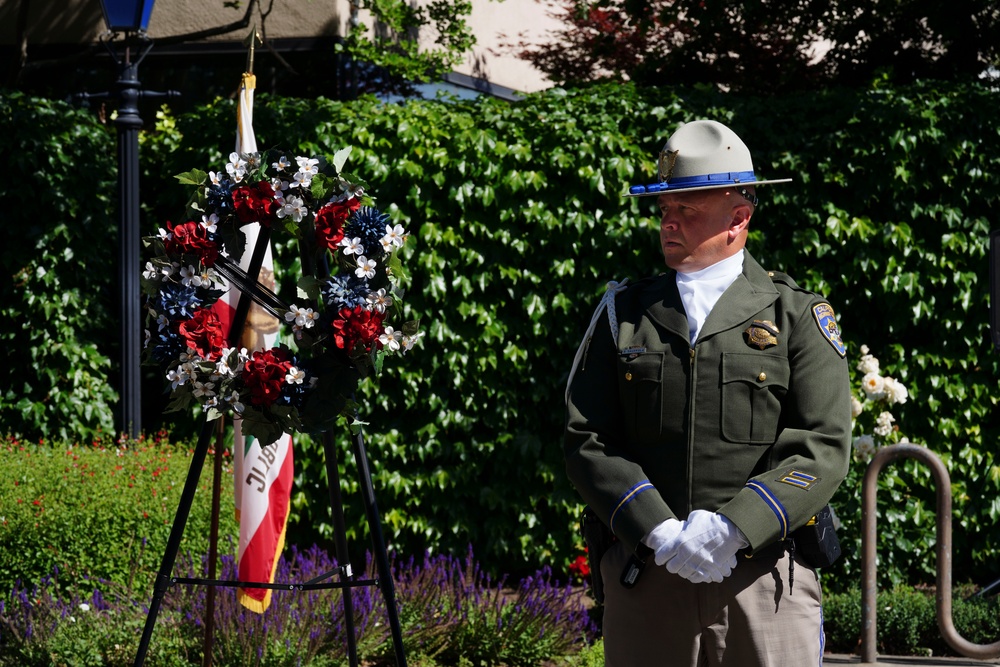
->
[617,351,664,442]
[720,352,789,444]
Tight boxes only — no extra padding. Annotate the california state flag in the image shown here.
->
[212,70,295,613]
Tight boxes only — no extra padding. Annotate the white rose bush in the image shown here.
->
[850,344,913,462]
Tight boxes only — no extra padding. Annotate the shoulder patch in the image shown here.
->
[812,303,846,357]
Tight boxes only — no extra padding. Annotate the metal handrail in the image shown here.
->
[861,443,1000,663]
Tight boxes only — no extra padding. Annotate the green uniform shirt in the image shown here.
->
[564,252,852,554]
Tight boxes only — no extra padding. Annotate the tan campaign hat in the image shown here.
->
[627,120,792,200]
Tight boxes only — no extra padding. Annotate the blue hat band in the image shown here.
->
[629,169,757,196]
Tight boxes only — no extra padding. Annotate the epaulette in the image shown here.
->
[765,269,810,293]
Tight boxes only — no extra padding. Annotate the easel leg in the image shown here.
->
[350,428,407,667]
[133,418,214,667]
[321,432,360,667]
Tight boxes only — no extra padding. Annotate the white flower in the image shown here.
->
[285,366,305,385]
[78,603,90,612]
[861,372,885,401]
[856,345,881,375]
[289,170,313,189]
[213,356,235,379]
[277,195,308,222]
[381,224,406,250]
[355,256,377,279]
[156,314,170,332]
[295,156,320,175]
[225,391,245,414]
[851,395,864,419]
[330,177,364,202]
[272,155,292,171]
[201,213,219,234]
[144,329,151,349]
[367,288,393,313]
[284,305,319,328]
[208,170,224,186]
[157,227,171,241]
[270,177,288,197]
[179,265,204,287]
[882,376,909,405]
[226,152,247,182]
[341,237,364,256]
[379,326,402,351]
[401,331,424,353]
[853,434,876,460]
[191,381,215,399]
[167,362,195,389]
[142,261,161,281]
[243,152,261,170]
[874,411,896,437]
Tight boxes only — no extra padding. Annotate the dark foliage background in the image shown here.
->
[1,81,999,592]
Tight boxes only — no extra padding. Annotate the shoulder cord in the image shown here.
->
[564,279,629,405]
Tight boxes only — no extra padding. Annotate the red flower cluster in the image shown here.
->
[243,348,294,407]
[314,197,361,251]
[568,549,591,581]
[330,305,385,353]
[178,308,226,360]
[166,221,219,266]
[232,180,280,226]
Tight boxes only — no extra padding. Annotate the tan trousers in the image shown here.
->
[601,540,824,667]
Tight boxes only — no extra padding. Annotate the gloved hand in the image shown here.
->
[642,518,684,566]
[663,510,749,584]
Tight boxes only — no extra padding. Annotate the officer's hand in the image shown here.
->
[643,518,684,566]
[663,510,748,583]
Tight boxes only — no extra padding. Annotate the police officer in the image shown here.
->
[564,120,852,666]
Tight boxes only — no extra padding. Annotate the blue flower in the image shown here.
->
[205,177,234,214]
[321,274,370,311]
[344,207,390,258]
[152,283,202,320]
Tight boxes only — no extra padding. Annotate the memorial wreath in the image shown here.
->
[140,147,421,444]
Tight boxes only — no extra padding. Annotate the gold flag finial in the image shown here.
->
[244,26,263,74]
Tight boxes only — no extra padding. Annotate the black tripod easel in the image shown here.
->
[132,228,407,667]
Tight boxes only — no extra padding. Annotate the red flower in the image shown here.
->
[178,308,226,360]
[568,553,591,580]
[166,221,220,266]
[243,348,294,407]
[330,306,385,353]
[314,197,360,251]
[232,180,280,227]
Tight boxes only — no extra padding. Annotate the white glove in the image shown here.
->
[642,518,684,566]
[663,510,749,584]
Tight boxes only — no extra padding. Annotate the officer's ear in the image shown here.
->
[727,201,753,240]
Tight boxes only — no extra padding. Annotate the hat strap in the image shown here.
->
[630,170,757,196]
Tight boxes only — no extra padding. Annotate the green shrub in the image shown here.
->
[0,435,237,601]
[822,584,1000,657]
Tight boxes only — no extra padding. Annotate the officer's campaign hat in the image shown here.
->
[627,120,791,199]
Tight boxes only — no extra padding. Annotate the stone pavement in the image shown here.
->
[823,653,1000,666]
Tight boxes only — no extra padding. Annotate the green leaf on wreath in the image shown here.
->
[332,147,352,173]
[298,275,323,302]
[175,169,208,186]
[239,409,282,446]
[402,319,421,336]
[311,173,331,201]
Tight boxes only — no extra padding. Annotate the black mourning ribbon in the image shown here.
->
[213,253,291,321]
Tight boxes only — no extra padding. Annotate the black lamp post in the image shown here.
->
[94,0,164,438]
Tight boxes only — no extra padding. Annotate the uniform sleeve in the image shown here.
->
[564,303,674,553]
[718,297,852,551]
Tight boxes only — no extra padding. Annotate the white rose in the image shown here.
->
[862,372,886,401]
[882,376,909,405]
[874,411,896,437]
[851,395,864,418]
[853,434,876,460]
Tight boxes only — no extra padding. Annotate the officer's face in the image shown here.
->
[656,190,752,273]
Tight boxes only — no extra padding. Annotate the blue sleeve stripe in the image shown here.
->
[747,481,789,539]
[610,480,654,532]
